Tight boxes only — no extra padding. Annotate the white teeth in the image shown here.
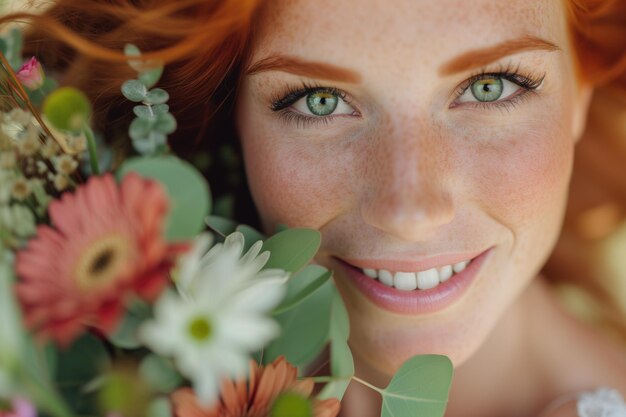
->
[363,268,378,279]
[438,265,453,282]
[359,258,472,291]
[452,261,469,273]
[378,269,394,287]
[393,272,417,291]
[416,268,439,290]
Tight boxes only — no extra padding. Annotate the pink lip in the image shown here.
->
[334,247,493,315]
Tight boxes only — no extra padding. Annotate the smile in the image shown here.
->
[334,247,493,315]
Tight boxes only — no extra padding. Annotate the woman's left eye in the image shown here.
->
[456,76,524,104]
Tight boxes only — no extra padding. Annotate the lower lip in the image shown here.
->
[335,248,493,315]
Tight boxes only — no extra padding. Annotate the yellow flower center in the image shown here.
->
[74,233,133,290]
[188,316,212,341]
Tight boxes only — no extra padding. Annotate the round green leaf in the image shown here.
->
[273,265,331,315]
[129,117,154,140]
[262,229,321,273]
[133,105,156,120]
[236,224,265,252]
[139,355,182,393]
[263,279,333,367]
[205,215,237,237]
[122,79,147,102]
[144,88,169,105]
[151,104,170,115]
[139,67,164,89]
[117,156,211,240]
[381,355,453,417]
[153,112,177,134]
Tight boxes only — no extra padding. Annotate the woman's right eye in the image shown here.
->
[291,90,356,117]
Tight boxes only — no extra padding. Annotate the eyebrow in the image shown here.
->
[245,55,363,83]
[439,35,560,76]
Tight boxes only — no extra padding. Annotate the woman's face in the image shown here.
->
[235,0,591,376]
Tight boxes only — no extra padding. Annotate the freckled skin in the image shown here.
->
[234,0,625,415]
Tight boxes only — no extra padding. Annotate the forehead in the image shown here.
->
[249,0,568,70]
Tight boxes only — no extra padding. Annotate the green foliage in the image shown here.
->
[380,355,453,417]
[273,265,332,315]
[204,215,237,237]
[148,397,173,417]
[121,43,175,155]
[54,333,110,415]
[0,27,24,70]
[108,300,152,349]
[263,279,333,368]
[318,290,354,401]
[262,228,321,273]
[117,156,212,240]
[236,224,265,252]
[139,355,182,393]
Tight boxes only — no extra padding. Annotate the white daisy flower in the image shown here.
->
[139,231,289,406]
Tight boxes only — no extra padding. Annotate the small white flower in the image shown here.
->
[10,177,31,201]
[53,174,69,191]
[7,109,32,127]
[40,139,60,159]
[0,152,16,169]
[139,232,288,406]
[53,154,78,175]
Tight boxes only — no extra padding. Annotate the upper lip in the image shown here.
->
[337,248,489,273]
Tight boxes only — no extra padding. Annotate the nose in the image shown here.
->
[359,123,455,242]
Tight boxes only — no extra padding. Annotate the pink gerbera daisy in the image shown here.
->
[15,173,187,346]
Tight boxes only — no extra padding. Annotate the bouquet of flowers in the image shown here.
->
[0,26,453,417]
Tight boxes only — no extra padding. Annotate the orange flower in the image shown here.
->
[172,357,340,417]
[15,173,187,346]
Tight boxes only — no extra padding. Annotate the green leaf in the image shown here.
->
[139,66,164,89]
[54,333,110,415]
[152,103,170,115]
[148,397,173,417]
[124,43,141,57]
[139,355,182,393]
[236,224,265,252]
[144,88,169,105]
[318,290,354,401]
[153,112,177,134]
[273,265,331,315]
[108,300,152,349]
[263,280,333,368]
[380,355,453,417]
[262,228,321,273]
[117,156,211,240]
[122,79,147,102]
[129,117,154,140]
[133,105,156,119]
[205,215,237,237]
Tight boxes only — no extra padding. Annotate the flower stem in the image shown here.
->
[83,126,100,175]
[351,376,383,394]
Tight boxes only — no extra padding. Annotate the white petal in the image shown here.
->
[228,278,287,313]
[219,315,281,351]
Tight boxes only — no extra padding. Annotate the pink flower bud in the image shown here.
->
[0,397,37,417]
[16,57,45,90]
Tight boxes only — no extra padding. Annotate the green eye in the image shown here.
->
[470,77,503,102]
[306,92,338,116]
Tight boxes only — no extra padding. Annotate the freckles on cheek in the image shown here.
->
[244,136,351,230]
[469,124,573,226]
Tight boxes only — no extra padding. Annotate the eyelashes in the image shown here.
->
[269,63,546,127]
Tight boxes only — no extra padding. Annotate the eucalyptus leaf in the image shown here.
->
[133,105,156,120]
[124,43,141,57]
[144,88,169,105]
[139,355,182,393]
[153,112,177,134]
[380,355,453,417]
[273,265,331,315]
[132,135,158,155]
[129,117,154,140]
[205,215,237,237]
[108,301,152,349]
[152,103,170,115]
[117,156,211,240]
[122,79,148,102]
[148,397,173,417]
[139,66,164,89]
[263,280,333,367]
[236,224,265,252]
[262,228,321,273]
[318,290,354,401]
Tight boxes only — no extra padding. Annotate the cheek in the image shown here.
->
[240,120,354,232]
